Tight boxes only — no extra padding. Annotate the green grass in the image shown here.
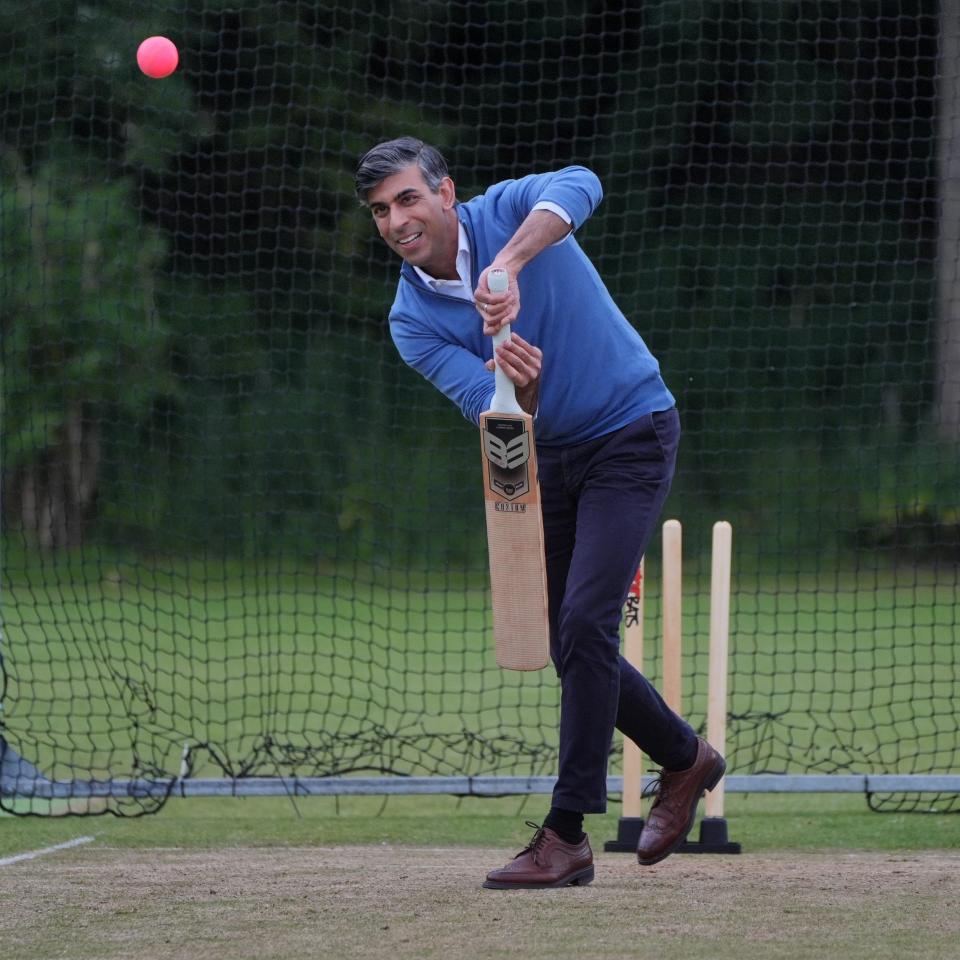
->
[3,561,957,772]
[2,554,958,834]
[3,793,960,860]
[2,558,550,781]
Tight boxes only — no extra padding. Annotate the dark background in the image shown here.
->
[1,0,955,566]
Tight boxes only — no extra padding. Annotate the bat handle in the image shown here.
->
[486,268,523,415]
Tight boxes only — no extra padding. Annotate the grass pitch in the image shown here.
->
[3,791,960,959]
[1,835,957,960]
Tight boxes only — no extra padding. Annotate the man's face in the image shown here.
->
[365,164,458,278]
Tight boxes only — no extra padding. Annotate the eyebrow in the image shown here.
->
[371,187,420,208]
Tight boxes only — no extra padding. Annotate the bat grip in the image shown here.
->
[486,269,523,415]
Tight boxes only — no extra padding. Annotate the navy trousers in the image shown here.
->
[537,407,698,814]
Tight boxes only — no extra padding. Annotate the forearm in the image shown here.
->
[475,208,570,404]
[492,209,572,276]
[515,378,539,416]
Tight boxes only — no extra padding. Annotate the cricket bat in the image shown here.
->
[479,268,550,671]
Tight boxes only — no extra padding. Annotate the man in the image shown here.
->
[355,137,725,888]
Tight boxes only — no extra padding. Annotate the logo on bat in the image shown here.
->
[483,417,530,501]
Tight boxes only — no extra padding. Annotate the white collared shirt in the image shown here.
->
[413,201,572,298]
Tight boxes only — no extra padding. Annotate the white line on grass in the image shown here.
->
[0,835,96,868]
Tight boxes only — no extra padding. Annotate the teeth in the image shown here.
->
[398,232,422,245]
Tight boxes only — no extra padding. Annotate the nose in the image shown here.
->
[380,202,401,234]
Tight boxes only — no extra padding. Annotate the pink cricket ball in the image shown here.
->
[137,36,179,79]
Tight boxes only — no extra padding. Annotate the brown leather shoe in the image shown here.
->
[637,737,726,866]
[483,822,594,889]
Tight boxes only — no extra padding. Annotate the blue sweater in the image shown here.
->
[388,166,675,446]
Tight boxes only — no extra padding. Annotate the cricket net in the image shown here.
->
[1,1,958,815]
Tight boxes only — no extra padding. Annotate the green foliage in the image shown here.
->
[0,0,952,561]
[0,157,174,473]
[844,435,960,561]
[0,0,201,172]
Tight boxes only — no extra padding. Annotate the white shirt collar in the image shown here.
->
[410,202,572,301]
[412,222,474,301]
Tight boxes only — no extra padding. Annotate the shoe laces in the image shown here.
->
[643,771,680,811]
[516,820,550,863]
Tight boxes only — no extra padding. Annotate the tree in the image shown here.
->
[0,156,174,547]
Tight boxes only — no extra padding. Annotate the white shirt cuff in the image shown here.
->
[532,200,573,224]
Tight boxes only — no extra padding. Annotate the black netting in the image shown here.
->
[1,1,957,816]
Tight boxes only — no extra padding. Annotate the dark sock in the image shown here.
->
[674,737,700,771]
[543,806,585,844]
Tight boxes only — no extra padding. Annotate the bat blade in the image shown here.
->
[480,408,550,671]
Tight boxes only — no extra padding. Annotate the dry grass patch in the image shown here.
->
[2,844,957,960]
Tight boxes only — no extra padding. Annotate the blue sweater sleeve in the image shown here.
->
[389,308,493,425]
[490,166,602,230]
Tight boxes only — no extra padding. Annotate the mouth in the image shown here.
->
[396,231,423,248]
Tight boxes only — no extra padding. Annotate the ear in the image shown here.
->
[438,176,456,209]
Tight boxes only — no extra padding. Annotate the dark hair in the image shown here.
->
[355,137,450,202]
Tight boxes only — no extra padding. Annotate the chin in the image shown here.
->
[395,246,422,265]
[403,252,430,270]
